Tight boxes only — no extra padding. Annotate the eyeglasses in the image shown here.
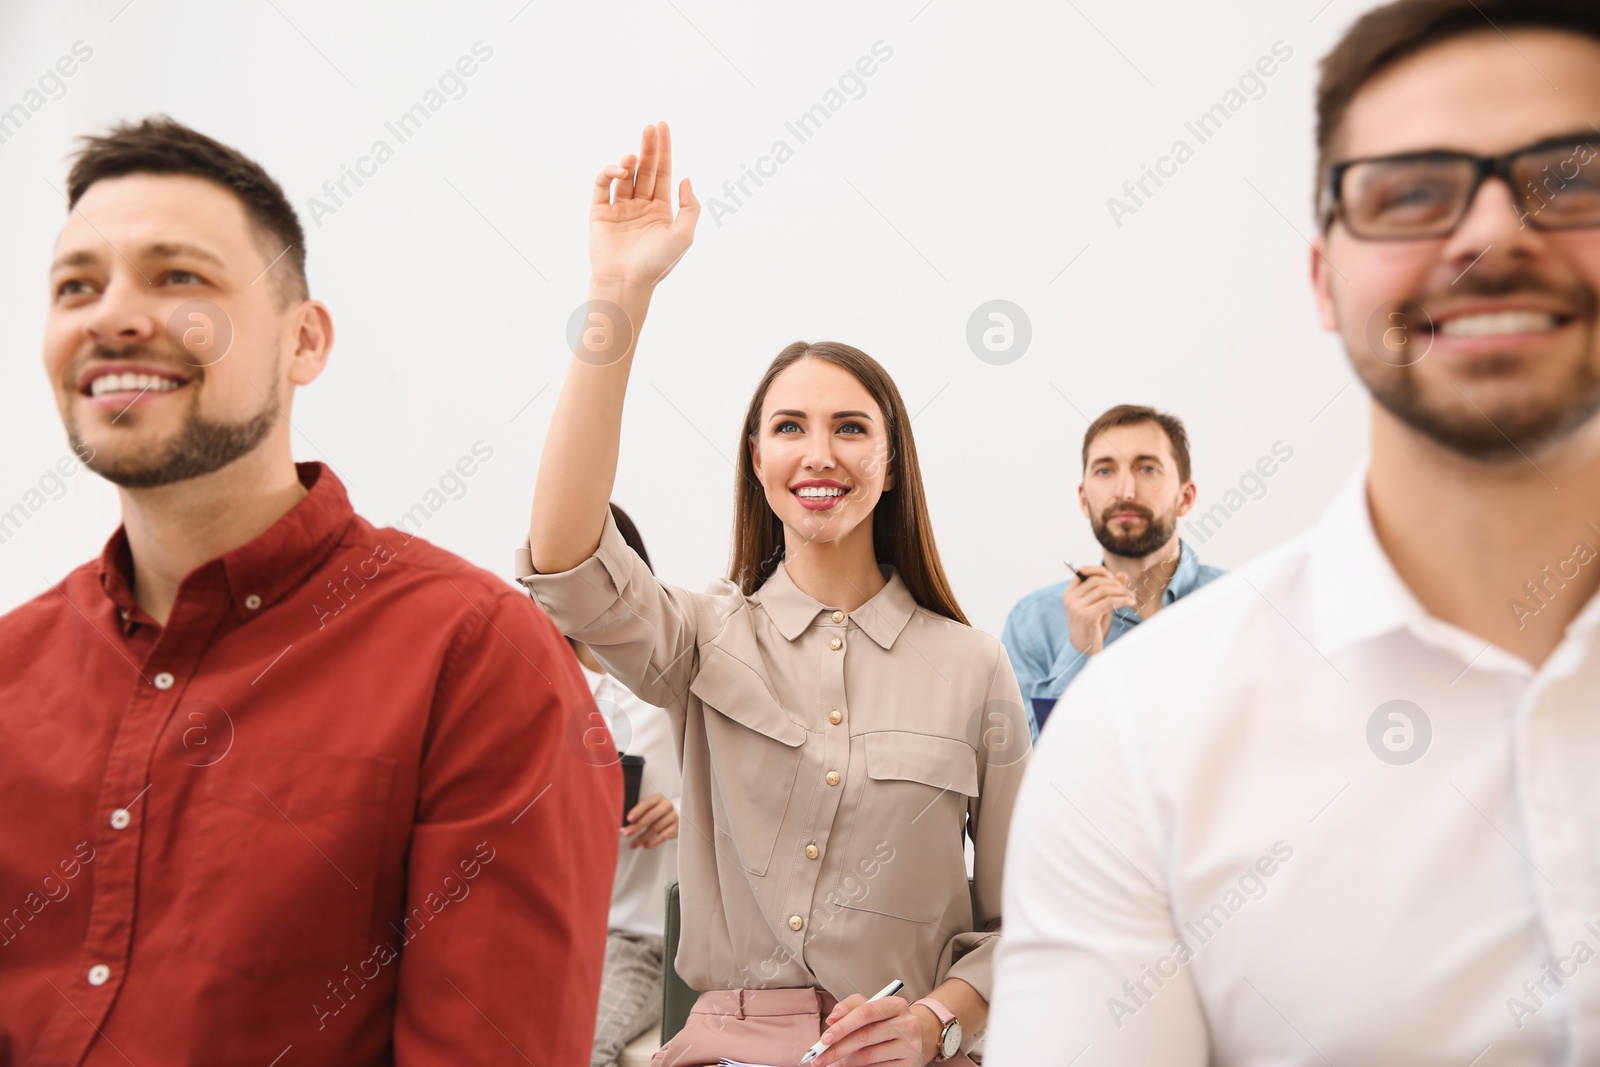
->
[1322,132,1600,240]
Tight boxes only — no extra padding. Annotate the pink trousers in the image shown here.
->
[651,988,978,1067]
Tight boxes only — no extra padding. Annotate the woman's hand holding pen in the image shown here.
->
[813,994,926,1067]
[623,793,678,850]
[1063,564,1137,655]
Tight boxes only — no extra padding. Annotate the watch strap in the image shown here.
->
[912,997,958,1059]
[912,996,955,1025]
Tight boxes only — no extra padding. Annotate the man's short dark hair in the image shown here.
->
[1081,404,1192,484]
[1315,0,1600,221]
[66,115,308,304]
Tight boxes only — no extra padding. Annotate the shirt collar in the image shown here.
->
[1101,538,1204,620]
[97,462,355,624]
[1572,573,1600,635]
[756,560,918,649]
[1307,462,1433,658]
[1164,539,1205,604]
[1308,462,1600,669]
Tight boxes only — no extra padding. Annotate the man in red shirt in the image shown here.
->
[0,116,619,1066]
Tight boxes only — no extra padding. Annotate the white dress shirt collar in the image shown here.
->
[1307,461,1600,676]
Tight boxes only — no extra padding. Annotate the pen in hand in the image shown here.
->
[797,979,905,1065]
[1064,560,1089,582]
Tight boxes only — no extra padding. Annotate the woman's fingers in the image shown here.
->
[633,124,659,201]
[673,177,700,238]
[624,794,662,830]
[816,1007,918,1066]
[820,996,902,1046]
[613,153,637,201]
[645,809,679,847]
[591,164,627,207]
[651,122,673,204]
[827,994,864,1027]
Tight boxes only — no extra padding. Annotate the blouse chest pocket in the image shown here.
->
[862,730,980,797]
[830,731,979,924]
[689,646,806,878]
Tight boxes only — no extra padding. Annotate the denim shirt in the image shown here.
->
[1001,540,1224,740]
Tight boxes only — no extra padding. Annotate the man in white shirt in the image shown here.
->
[988,1,1600,1063]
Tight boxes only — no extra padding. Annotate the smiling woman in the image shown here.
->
[517,122,1029,1067]
[728,340,965,625]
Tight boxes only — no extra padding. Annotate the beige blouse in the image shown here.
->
[514,510,1030,1004]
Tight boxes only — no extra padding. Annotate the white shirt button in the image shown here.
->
[153,672,175,690]
[110,809,131,830]
[87,964,110,986]
[244,594,262,610]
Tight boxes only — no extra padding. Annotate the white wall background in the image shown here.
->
[0,0,1382,635]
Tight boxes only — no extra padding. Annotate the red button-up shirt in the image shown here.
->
[0,463,619,1066]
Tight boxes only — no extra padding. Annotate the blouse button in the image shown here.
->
[831,610,844,623]
[805,844,820,860]
[153,672,175,690]
[87,964,110,987]
[788,914,805,931]
[828,710,842,725]
[826,770,841,786]
[829,637,843,651]
[109,808,131,830]
[244,594,263,610]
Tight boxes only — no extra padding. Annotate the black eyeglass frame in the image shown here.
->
[1320,130,1600,240]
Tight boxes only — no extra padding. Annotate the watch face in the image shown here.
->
[940,1021,962,1058]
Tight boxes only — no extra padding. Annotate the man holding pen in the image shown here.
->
[1001,404,1224,739]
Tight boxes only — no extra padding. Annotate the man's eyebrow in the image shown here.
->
[50,240,226,273]
[144,241,227,267]
[49,249,101,272]
[1089,451,1164,467]
[768,409,875,420]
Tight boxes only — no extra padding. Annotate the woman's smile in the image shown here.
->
[791,478,851,511]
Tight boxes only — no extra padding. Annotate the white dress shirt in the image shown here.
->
[987,466,1600,1067]
[582,663,681,937]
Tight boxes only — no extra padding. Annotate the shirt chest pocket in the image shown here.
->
[831,731,978,924]
[689,647,806,878]
[178,750,395,977]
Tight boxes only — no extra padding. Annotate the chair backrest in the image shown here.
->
[661,881,699,1043]
[659,877,980,1044]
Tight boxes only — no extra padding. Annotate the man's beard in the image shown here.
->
[69,350,279,489]
[1353,268,1600,460]
[1091,501,1177,559]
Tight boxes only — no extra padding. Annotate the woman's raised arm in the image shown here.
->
[527,121,699,573]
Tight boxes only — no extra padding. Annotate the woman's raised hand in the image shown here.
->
[529,123,695,574]
[590,122,700,291]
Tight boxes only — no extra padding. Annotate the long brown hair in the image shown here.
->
[729,341,968,625]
